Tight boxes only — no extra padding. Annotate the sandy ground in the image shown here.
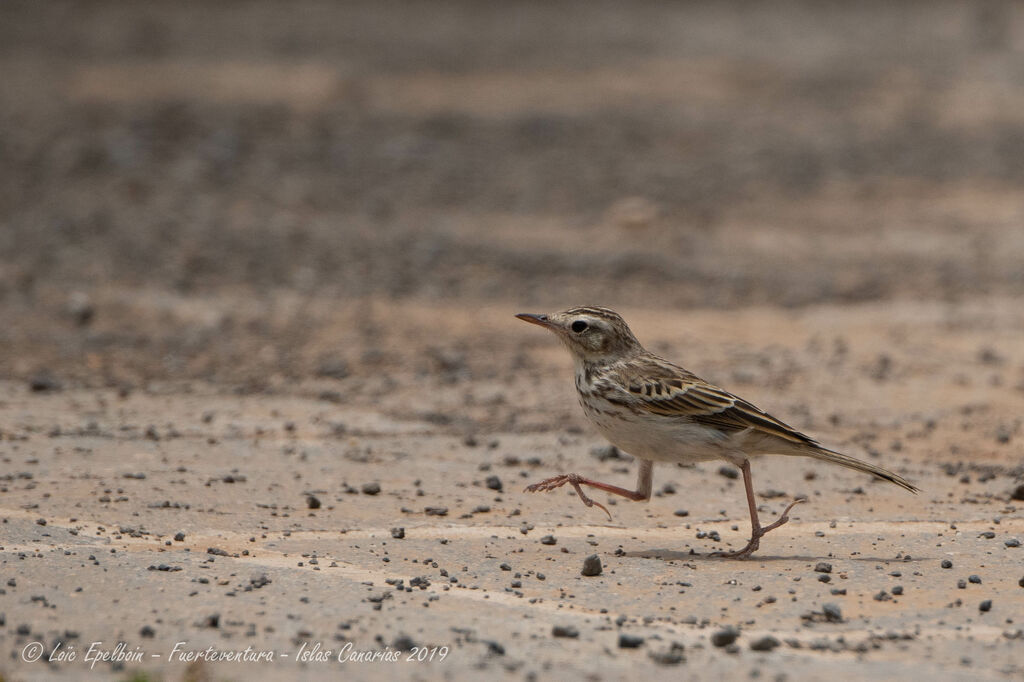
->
[2,297,1024,681]
[2,1,1024,680]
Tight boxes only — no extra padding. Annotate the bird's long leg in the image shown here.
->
[524,459,653,520]
[712,459,805,559]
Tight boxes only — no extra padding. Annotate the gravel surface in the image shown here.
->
[2,2,1024,680]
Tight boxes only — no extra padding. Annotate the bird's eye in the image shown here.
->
[571,320,588,333]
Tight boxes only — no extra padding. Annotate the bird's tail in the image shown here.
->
[796,444,919,493]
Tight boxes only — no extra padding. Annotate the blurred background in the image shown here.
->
[1,1,1023,389]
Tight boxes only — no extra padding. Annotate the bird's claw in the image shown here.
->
[524,473,613,520]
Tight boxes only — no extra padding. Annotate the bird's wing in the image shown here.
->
[600,356,819,447]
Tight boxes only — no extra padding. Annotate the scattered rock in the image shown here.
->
[618,633,645,648]
[711,627,739,647]
[29,371,61,393]
[173,532,185,542]
[1011,485,1024,502]
[392,634,416,651]
[673,509,689,517]
[485,475,503,491]
[591,445,626,461]
[749,635,780,652]
[316,358,350,380]
[424,507,448,516]
[979,600,992,612]
[391,527,405,539]
[307,495,321,509]
[814,562,833,574]
[66,291,95,326]
[718,465,739,480]
[941,559,953,569]
[139,625,155,638]
[552,625,579,638]
[648,643,685,665]
[540,535,557,545]
[361,482,381,495]
[581,554,602,576]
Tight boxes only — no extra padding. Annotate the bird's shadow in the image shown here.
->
[626,549,930,563]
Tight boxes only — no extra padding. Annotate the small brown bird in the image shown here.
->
[516,306,918,558]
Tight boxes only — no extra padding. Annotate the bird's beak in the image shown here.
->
[515,313,554,329]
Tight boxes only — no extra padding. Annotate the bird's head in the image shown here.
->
[516,306,642,363]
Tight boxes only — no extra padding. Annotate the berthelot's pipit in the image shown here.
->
[516,306,918,558]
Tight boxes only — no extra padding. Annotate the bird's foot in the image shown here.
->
[710,497,807,559]
[524,473,613,520]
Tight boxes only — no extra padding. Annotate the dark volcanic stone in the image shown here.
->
[718,465,739,479]
[485,475,503,491]
[979,600,992,612]
[552,625,579,638]
[581,554,602,576]
[392,634,415,651]
[361,482,381,495]
[590,444,625,461]
[711,627,739,647]
[307,495,321,509]
[29,371,62,393]
[619,633,645,648]
[390,527,405,539]
[1011,484,1024,501]
[540,535,557,545]
[648,643,685,665]
[814,562,833,574]
[941,559,953,569]
[749,635,780,652]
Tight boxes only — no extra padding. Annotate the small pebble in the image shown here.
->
[392,634,416,651]
[941,560,953,569]
[711,627,739,647]
[485,475,503,492]
[979,600,992,612]
[540,535,557,545]
[390,527,405,539]
[749,635,780,652]
[619,634,645,648]
[361,482,381,495]
[814,562,833,574]
[581,554,603,577]
[552,625,579,638]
